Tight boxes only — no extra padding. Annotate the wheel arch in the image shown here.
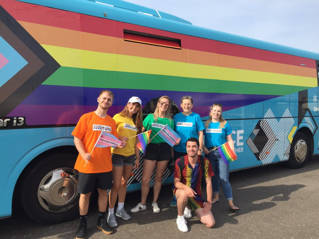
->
[296,126,314,155]
[10,139,77,216]
[287,126,314,168]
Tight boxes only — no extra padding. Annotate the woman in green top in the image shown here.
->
[131,96,175,214]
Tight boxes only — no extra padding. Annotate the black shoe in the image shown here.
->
[75,218,87,239]
[97,215,114,235]
[229,207,240,213]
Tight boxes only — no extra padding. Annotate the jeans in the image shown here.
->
[207,150,233,200]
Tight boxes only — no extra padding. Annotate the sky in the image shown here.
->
[126,0,319,54]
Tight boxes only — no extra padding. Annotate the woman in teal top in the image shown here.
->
[204,103,239,212]
[131,96,176,214]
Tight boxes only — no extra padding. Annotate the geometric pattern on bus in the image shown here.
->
[247,108,294,164]
[0,37,28,87]
[0,6,60,117]
[127,155,172,186]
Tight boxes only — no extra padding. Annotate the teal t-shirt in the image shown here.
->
[173,112,204,153]
[204,121,232,148]
[143,114,174,144]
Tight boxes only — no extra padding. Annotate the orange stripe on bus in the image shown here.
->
[20,21,317,78]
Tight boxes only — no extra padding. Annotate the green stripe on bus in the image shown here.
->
[43,67,309,95]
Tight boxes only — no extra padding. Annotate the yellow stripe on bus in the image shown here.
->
[288,126,298,143]
[43,45,318,87]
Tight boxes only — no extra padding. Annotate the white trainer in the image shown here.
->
[151,202,160,213]
[183,207,192,219]
[130,203,147,213]
[176,216,188,232]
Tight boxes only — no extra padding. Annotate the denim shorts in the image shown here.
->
[112,154,136,166]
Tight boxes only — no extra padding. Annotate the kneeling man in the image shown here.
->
[174,138,215,232]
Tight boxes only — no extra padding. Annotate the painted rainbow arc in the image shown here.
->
[2,0,318,126]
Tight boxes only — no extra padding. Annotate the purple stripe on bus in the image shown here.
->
[18,85,275,108]
[8,105,122,125]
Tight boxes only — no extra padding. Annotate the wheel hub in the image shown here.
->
[38,168,78,213]
[294,139,307,163]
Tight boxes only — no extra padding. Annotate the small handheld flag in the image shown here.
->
[217,142,237,164]
[157,125,180,147]
[95,131,122,148]
[136,130,152,153]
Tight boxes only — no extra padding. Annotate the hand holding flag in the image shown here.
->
[136,130,152,153]
[92,131,122,153]
[157,125,181,147]
[217,142,237,165]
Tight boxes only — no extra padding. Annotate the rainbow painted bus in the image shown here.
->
[1,0,319,224]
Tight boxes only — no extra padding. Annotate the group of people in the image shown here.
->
[72,90,239,239]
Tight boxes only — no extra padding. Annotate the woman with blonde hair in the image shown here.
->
[203,103,239,212]
[131,96,176,214]
[107,96,143,228]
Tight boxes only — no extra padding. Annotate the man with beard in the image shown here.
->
[174,138,215,232]
[72,90,125,239]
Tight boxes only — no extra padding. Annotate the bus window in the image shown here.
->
[124,30,181,49]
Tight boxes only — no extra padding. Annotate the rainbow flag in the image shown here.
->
[136,130,152,153]
[158,125,181,147]
[95,131,121,148]
[217,142,237,164]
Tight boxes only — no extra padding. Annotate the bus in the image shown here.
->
[1,0,319,224]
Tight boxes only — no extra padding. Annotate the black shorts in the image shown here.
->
[77,172,113,194]
[112,154,136,166]
[144,143,171,161]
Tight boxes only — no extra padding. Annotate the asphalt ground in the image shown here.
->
[1,157,319,239]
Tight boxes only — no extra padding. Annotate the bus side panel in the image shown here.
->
[0,127,74,217]
[225,86,319,172]
[304,87,319,153]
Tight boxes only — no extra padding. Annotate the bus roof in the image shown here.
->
[20,0,319,60]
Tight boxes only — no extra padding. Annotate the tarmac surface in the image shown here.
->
[1,157,319,239]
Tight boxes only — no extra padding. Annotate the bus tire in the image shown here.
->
[20,152,79,224]
[287,131,311,168]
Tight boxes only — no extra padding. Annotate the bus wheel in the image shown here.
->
[287,131,311,168]
[20,153,79,224]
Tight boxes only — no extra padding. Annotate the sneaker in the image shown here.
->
[75,218,87,239]
[176,216,188,232]
[183,207,192,219]
[107,213,118,228]
[152,202,160,213]
[116,208,131,221]
[131,203,147,213]
[97,215,114,235]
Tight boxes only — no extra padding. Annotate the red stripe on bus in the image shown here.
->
[2,0,316,68]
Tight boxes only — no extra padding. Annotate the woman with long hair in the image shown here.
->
[131,96,176,214]
[203,103,239,212]
[107,96,143,228]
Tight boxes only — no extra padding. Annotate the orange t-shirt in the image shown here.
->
[72,112,117,174]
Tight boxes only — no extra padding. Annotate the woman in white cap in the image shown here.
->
[107,96,143,228]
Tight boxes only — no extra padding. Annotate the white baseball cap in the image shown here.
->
[128,96,142,105]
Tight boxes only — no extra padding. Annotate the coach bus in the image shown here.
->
[1,0,319,224]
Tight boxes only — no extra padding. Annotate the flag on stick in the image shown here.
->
[217,142,237,164]
[157,125,180,147]
[136,130,152,153]
[95,131,122,148]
